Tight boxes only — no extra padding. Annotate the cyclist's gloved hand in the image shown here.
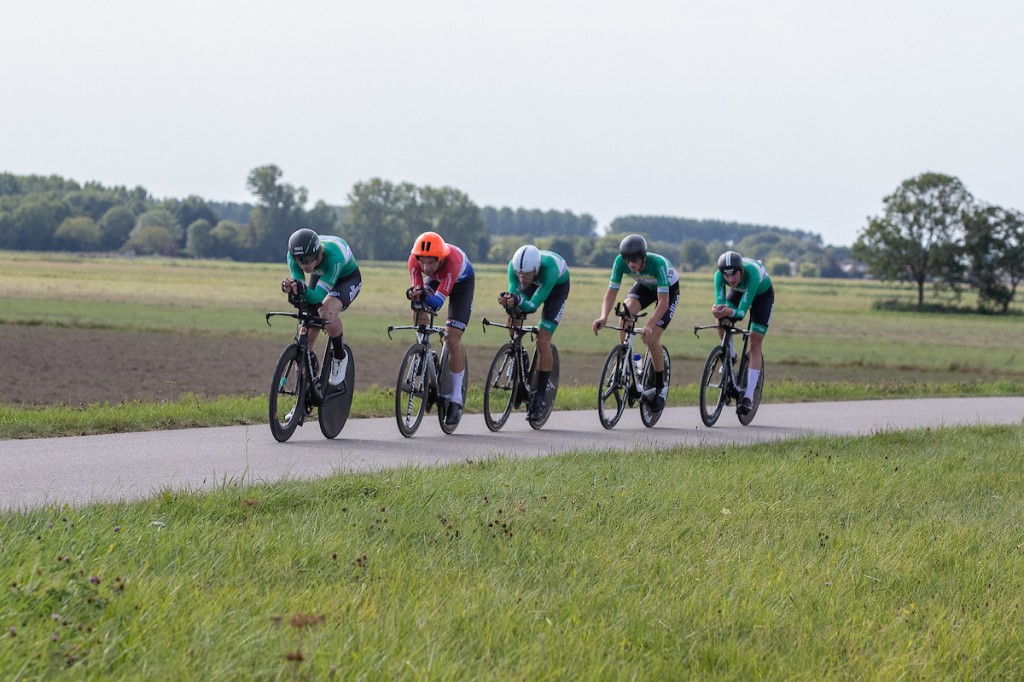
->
[282,278,306,296]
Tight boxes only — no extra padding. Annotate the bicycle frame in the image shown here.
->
[693,320,751,396]
[266,295,355,441]
[596,302,670,429]
[694,318,762,426]
[388,304,457,436]
[602,304,648,397]
[481,314,537,398]
[266,301,333,405]
[387,319,448,395]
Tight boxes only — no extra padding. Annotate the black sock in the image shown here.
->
[655,370,665,390]
[331,335,346,359]
[536,370,551,394]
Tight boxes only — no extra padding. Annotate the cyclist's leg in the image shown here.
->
[320,269,361,382]
[721,288,744,359]
[744,286,773,398]
[535,281,568,372]
[443,275,473,404]
[630,284,664,371]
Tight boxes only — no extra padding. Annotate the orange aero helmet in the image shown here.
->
[411,231,450,259]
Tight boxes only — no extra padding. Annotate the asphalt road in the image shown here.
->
[3,397,1022,511]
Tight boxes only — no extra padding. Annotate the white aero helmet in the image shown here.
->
[512,244,541,275]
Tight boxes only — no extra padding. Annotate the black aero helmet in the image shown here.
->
[288,228,322,263]
[718,251,743,274]
[619,234,647,260]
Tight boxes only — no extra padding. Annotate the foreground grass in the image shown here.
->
[3,379,1024,439]
[2,426,1022,679]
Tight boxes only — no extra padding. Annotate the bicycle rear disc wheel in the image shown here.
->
[438,343,468,435]
[640,345,670,428]
[699,346,728,427]
[483,343,516,431]
[395,345,427,437]
[528,345,559,430]
[269,344,305,442]
[319,343,355,439]
[738,356,764,426]
[597,345,627,429]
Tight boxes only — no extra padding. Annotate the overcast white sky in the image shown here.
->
[3,1,1022,246]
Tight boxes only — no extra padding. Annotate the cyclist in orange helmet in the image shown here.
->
[407,231,475,427]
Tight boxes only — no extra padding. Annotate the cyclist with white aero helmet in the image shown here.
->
[406,231,475,427]
[498,244,571,421]
[281,228,362,386]
[592,234,679,412]
[711,250,775,415]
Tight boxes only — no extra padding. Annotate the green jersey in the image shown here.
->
[287,235,358,305]
[608,252,678,294]
[714,257,772,320]
[507,250,570,313]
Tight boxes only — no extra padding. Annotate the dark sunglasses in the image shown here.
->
[296,253,318,265]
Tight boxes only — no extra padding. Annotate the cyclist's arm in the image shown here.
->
[518,271,555,314]
[731,263,765,320]
[595,286,617,323]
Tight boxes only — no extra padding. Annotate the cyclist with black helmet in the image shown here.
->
[712,250,774,415]
[498,244,571,421]
[281,228,362,386]
[592,234,679,412]
[406,231,475,427]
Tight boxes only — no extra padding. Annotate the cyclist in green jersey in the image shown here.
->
[592,234,680,412]
[281,228,362,386]
[712,250,775,415]
[498,244,571,421]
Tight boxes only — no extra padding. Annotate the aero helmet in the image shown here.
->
[619,234,648,260]
[288,228,322,263]
[718,251,744,275]
[411,231,450,259]
[512,244,541,275]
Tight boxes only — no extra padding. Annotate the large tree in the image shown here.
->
[963,204,1024,313]
[245,165,308,261]
[853,172,973,307]
[344,179,484,261]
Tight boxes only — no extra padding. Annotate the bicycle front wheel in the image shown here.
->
[483,343,517,431]
[269,344,305,442]
[395,345,427,437]
[438,343,468,435]
[528,345,559,430]
[639,345,670,428]
[597,345,628,429]
[319,343,355,439]
[699,346,728,427]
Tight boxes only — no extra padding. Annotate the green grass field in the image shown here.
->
[1,251,1022,438]
[2,425,1022,678]
[3,253,1023,677]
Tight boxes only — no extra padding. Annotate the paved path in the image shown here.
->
[3,397,1022,510]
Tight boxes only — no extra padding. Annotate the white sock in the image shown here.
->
[728,340,737,360]
[745,369,760,400]
[450,369,465,405]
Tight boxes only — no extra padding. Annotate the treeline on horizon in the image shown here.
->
[0,168,853,277]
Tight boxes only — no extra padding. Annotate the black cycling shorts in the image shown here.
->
[726,284,774,334]
[426,273,474,331]
[626,281,680,329]
[322,268,363,311]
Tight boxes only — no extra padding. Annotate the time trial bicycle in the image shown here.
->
[266,295,355,442]
[480,310,560,431]
[596,302,671,429]
[388,303,468,437]
[694,319,764,427]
